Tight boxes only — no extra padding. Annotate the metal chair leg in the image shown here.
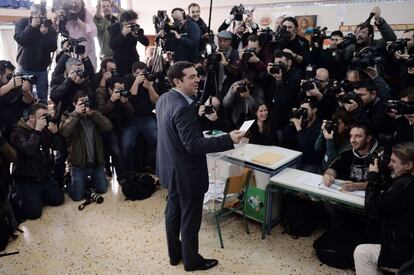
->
[215,214,224,248]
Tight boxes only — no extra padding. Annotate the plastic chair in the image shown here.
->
[214,168,253,248]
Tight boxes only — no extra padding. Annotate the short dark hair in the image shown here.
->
[71,90,88,103]
[356,23,374,38]
[300,98,318,110]
[167,61,194,87]
[331,30,343,38]
[28,103,48,117]
[120,10,138,23]
[100,57,116,72]
[281,17,298,28]
[105,77,124,90]
[247,34,261,46]
[274,50,293,62]
[0,60,15,75]
[350,123,373,137]
[188,3,200,12]
[131,61,147,73]
[354,80,377,93]
[332,109,353,127]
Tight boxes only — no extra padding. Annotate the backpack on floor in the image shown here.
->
[0,199,19,252]
[281,194,318,237]
[313,226,363,269]
[122,173,156,201]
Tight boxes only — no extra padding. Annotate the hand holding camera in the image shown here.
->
[75,97,87,115]
[122,23,132,36]
[35,115,48,132]
[267,63,283,80]
[31,16,42,28]
[135,72,146,85]
[110,90,121,102]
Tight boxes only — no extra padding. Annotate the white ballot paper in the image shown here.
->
[239,119,255,133]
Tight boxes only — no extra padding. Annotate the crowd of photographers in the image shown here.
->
[0,0,413,272]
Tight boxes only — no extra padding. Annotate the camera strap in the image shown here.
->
[78,198,93,211]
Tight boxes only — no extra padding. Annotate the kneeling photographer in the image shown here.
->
[354,142,414,274]
[10,103,64,220]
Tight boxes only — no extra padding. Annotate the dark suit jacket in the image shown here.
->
[156,89,234,197]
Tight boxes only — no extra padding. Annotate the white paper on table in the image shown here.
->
[318,180,365,198]
[238,119,255,133]
[296,173,323,187]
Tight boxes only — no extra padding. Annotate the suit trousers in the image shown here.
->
[165,178,204,267]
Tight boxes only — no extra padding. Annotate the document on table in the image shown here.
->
[318,180,365,198]
[239,119,255,133]
[251,152,284,166]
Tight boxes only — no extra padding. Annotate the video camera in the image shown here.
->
[385,100,414,115]
[291,107,308,120]
[337,33,357,50]
[351,47,382,70]
[306,26,327,48]
[324,120,339,134]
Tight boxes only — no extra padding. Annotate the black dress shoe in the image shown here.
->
[170,259,181,266]
[184,259,218,271]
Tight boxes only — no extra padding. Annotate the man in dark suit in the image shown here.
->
[156,61,244,271]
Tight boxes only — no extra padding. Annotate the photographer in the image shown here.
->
[14,3,57,104]
[391,86,414,144]
[336,7,396,66]
[95,76,132,183]
[60,90,112,201]
[122,62,159,174]
[55,0,98,69]
[187,3,209,51]
[299,68,338,120]
[109,10,149,77]
[0,60,34,137]
[223,73,264,128]
[218,6,258,50]
[323,123,382,192]
[238,34,268,74]
[262,51,302,134]
[279,17,310,69]
[162,7,200,63]
[50,58,94,119]
[94,0,123,59]
[282,99,323,173]
[92,57,117,90]
[315,110,353,171]
[354,142,414,274]
[10,103,64,219]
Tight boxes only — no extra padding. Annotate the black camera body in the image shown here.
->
[337,92,362,106]
[130,23,144,36]
[111,69,120,78]
[386,38,407,54]
[14,72,36,83]
[337,33,357,50]
[242,48,255,62]
[75,68,88,78]
[63,36,87,54]
[385,100,414,115]
[291,107,308,120]
[324,120,339,134]
[351,47,382,70]
[204,105,214,115]
[328,79,354,95]
[83,96,90,108]
[143,69,156,82]
[230,4,245,21]
[269,63,286,75]
[300,79,320,95]
[236,81,248,93]
[309,26,327,48]
[118,89,131,97]
[42,114,59,125]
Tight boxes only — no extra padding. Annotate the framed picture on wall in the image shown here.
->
[295,15,317,38]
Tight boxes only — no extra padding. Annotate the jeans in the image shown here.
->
[14,176,64,220]
[121,116,157,172]
[18,68,49,104]
[69,165,108,201]
[103,130,127,181]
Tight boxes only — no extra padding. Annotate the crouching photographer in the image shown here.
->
[354,142,414,274]
[10,103,64,220]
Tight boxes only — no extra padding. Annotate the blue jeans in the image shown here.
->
[121,116,157,172]
[103,130,127,181]
[18,68,48,104]
[69,165,108,201]
[14,176,64,220]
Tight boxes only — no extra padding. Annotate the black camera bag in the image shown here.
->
[122,173,156,201]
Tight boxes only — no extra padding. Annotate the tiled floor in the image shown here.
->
[1,178,354,274]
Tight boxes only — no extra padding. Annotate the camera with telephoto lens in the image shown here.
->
[242,48,255,62]
[337,92,362,106]
[75,68,87,78]
[328,79,354,95]
[42,114,59,126]
[291,107,308,120]
[337,33,357,50]
[129,23,144,36]
[82,96,90,107]
[324,120,339,134]
[269,63,286,75]
[385,100,414,115]
[85,189,104,204]
[351,47,382,70]
[118,89,131,98]
[386,38,407,54]
[14,72,36,83]
[236,81,248,93]
[204,105,214,115]
[230,4,245,21]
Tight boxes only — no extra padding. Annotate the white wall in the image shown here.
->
[132,1,414,37]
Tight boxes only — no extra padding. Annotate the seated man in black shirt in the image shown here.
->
[122,62,159,173]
